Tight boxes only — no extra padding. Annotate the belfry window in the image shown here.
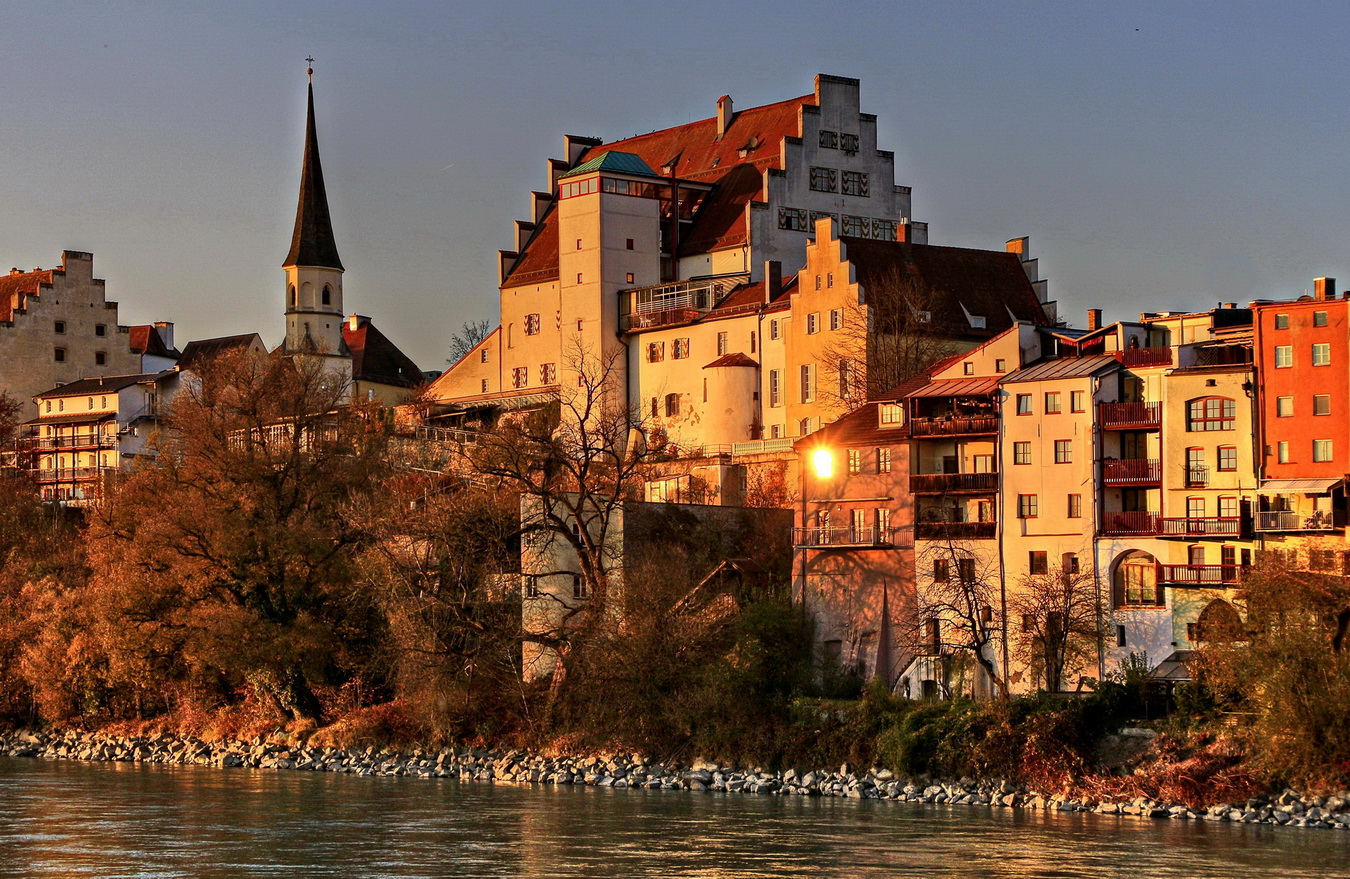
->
[322,285,332,306]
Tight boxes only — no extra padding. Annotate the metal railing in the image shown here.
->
[1255,510,1336,532]
[1159,517,1244,537]
[1102,458,1161,484]
[17,433,119,451]
[730,437,795,457]
[619,275,749,332]
[909,472,998,493]
[1156,564,1245,586]
[907,416,999,436]
[793,526,896,548]
[416,425,479,445]
[1100,511,1161,536]
[915,521,996,540]
[1098,401,1162,429]
[1184,466,1209,488]
[29,466,112,482]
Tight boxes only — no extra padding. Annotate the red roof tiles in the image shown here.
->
[0,269,54,323]
[343,318,424,388]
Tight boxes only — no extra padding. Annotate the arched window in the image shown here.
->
[1187,396,1235,431]
[1112,550,1162,607]
[289,284,297,308]
[321,285,332,306]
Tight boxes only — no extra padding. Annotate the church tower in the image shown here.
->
[283,64,348,362]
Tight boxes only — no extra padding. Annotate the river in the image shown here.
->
[0,756,1345,877]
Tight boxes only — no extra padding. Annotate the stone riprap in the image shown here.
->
[1,729,1346,831]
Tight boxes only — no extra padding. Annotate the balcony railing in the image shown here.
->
[29,466,111,483]
[1100,511,1161,536]
[1156,564,1245,586]
[1098,401,1162,429]
[731,437,796,457]
[915,521,996,540]
[909,472,998,494]
[17,433,119,451]
[1184,466,1209,488]
[416,425,479,445]
[1119,347,1173,368]
[1255,510,1336,532]
[794,526,896,548]
[619,275,749,332]
[907,417,999,436]
[1102,458,1161,484]
[1159,517,1244,537]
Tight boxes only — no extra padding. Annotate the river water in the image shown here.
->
[0,757,1345,878]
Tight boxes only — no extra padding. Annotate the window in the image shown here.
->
[650,398,658,418]
[769,320,780,340]
[809,166,837,192]
[1314,310,1329,327]
[806,313,820,334]
[840,133,859,152]
[1016,394,1032,415]
[54,348,65,362]
[1053,440,1072,464]
[963,362,975,375]
[849,508,867,540]
[1277,441,1290,463]
[87,396,94,410]
[1017,494,1038,518]
[1067,494,1082,518]
[1274,313,1289,329]
[800,417,814,436]
[1070,390,1086,413]
[879,403,903,425]
[1186,397,1235,431]
[1218,445,1237,471]
[54,321,65,334]
[1274,345,1293,368]
[750,331,756,354]
[1315,394,1331,416]
[972,454,994,473]
[1276,396,1294,417]
[1116,625,1128,648]
[95,351,106,366]
[673,338,690,359]
[572,575,588,600]
[647,341,665,362]
[576,318,584,332]
[626,238,634,250]
[800,364,815,403]
[1314,439,1333,462]
[949,558,974,582]
[848,449,861,475]
[511,367,528,388]
[838,359,855,400]
[44,401,51,413]
[1044,392,1062,414]
[665,393,680,417]
[321,286,331,306]
[1187,497,1205,519]
[876,508,890,536]
[524,575,540,598]
[827,273,834,288]
[717,332,728,355]
[819,129,838,149]
[95,324,106,337]
[1029,551,1048,575]
[525,313,546,336]
[576,273,583,284]
[933,559,949,582]
[877,447,891,473]
[988,358,1005,373]
[769,369,782,407]
[1313,343,1332,366]
[625,272,634,284]
[1219,496,1238,519]
[481,379,489,393]
[841,170,869,196]
[576,238,583,250]
[1013,441,1031,465]
[480,348,489,363]
[1116,552,1163,607]
[830,309,844,331]
[540,363,556,385]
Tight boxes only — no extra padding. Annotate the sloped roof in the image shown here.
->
[796,401,907,450]
[283,82,343,270]
[1000,354,1119,384]
[128,325,175,358]
[178,334,265,370]
[504,93,813,288]
[35,372,165,399]
[905,376,999,398]
[0,268,54,322]
[703,352,758,369]
[838,237,1051,335]
[559,151,659,179]
[343,318,424,388]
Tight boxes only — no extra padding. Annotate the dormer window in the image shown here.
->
[879,403,904,426]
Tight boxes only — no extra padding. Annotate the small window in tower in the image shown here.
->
[95,324,106,337]
[95,351,106,366]
[322,286,331,306]
[289,285,297,308]
[577,273,583,284]
[626,273,634,284]
[626,238,634,250]
[576,239,583,250]
[54,321,65,334]
[480,348,489,363]
[54,347,65,362]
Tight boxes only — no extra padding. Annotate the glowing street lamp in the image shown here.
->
[811,447,833,479]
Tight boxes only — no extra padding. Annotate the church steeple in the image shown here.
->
[284,65,343,271]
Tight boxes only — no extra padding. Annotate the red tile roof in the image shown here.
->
[0,269,54,322]
[798,401,907,450]
[127,325,174,358]
[504,94,813,288]
[703,352,758,369]
[343,318,424,388]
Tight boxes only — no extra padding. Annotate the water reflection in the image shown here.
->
[0,757,1343,877]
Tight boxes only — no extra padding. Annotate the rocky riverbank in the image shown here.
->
[2,728,1346,831]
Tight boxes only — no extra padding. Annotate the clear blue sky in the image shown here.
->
[4,1,1349,369]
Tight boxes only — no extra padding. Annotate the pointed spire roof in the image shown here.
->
[284,71,343,270]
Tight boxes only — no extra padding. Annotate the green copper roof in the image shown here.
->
[559,150,660,180]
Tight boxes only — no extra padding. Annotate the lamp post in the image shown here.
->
[798,444,833,610]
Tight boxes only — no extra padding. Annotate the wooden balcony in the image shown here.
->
[907,417,999,437]
[1100,511,1161,536]
[1102,458,1161,485]
[909,472,998,494]
[1159,517,1245,538]
[794,526,896,549]
[29,466,111,483]
[1156,564,1245,587]
[915,521,996,540]
[1098,401,1162,429]
[1119,347,1173,368]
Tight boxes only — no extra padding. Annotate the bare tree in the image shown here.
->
[821,268,961,407]
[1009,565,1103,693]
[911,537,1007,699]
[447,320,491,365]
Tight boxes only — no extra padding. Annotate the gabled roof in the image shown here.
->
[283,81,343,271]
[703,352,758,369]
[343,317,424,388]
[1000,354,1119,383]
[35,372,166,400]
[0,268,54,322]
[838,237,1051,335]
[128,325,176,358]
[504,93,813,288]
[796,401,906,450]
[559,151,659,179]
[178,333,265,370]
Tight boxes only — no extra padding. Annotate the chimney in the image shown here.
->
[764,260,782,302]
[348,314,360,332]
[153,321,174,350]
[1315,277,1336,301]
[1087,309,1102,331]
[716,95,733,140]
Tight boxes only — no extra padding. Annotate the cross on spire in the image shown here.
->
[306,56,314,82]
